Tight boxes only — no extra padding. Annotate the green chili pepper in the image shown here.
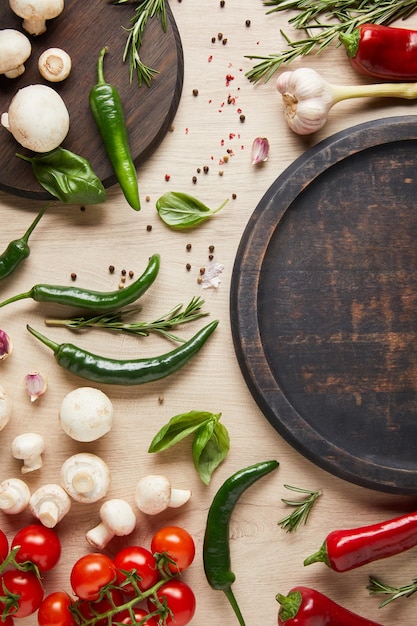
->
[0,254,159,311]
[89,47,140,211]
[0,205,48,281]
[26,319,218,385]
[203,460,279,626]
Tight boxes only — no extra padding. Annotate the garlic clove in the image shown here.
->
[0,385,12,432]
[251,137,270,165]
[24,372,47,402]
[0,330,12,360]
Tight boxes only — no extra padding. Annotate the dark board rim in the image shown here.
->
[230,115,417,495]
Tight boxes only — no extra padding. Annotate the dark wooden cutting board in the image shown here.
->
[0,0,183,199]
[231,115,417,495]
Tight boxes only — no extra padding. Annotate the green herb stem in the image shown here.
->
[278,485,322,533]
[367,575,417,607]
[45,296,208,342]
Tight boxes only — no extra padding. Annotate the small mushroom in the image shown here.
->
[0,477,30,514]
[29,483,71,528]
[86,499,137,549]
[0,385,12,432]
[135,475,191,515]
[11,432,45,473]
[61,453,111,503]
[38,47,71,82]
[59,387,114,442]
[0,29,31,78]
[1,84,70,153]
[9,0,65,36]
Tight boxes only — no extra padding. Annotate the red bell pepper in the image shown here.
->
[276,586,383,625]
[340,23,417,81]
[304,510,417,572]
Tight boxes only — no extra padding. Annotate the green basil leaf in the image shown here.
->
[148,410,217,453]
[17,147,106,205]
[192,420,230,485]
[156,191,228,230]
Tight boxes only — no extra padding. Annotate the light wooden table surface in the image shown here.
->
[1,2,417,625]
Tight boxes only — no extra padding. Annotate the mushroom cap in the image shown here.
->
[60,453,111,503]
[38,47,71,82]
[2,84,69,152]
[135,475,171,515]
[100,499,137,534]
[0,29,31,76]
[9,0,65,21]
[59,387,114,442]
[11,432,45,459]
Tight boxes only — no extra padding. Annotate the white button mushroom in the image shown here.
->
[11,432,45,474]
[38,47,71,82]
[135,475,191,515]
[0,477,30,514]
[86,499,137,549]
[29,483,71,528]
[9,0,65,36]
[60,453,111,504]
[0,385,12,432]
[1,84,70,153]
[59,387,114,442]
[0,29,31,79]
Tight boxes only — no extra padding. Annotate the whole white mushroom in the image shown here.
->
[38,47,71,82]
[0,29,31,78]
[1,84,69,152]
[59,387,114,442]
[9,0,65,36]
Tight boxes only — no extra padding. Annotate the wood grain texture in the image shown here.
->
[0,0,183,199]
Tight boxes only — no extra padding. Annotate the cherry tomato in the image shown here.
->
[0,529,8,563]
[11,525,61,572]
[147,580,196,626]
[77,588,124,626]
[37,591,76,626]
[70,553,117,601]
[0,569,44,618]
[151,526,195,574]
[115,607,159,625]
[113,546,159,594]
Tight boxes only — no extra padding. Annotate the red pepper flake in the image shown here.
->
[225,73,235,86]
[185,128,189,134]
[165,174,171,181]
[237,108,242,114]
[220,139,225,146]
[208,55,213,62]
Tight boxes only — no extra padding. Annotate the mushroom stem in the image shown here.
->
[29,484,71,527]
[86,499,137,549]
[71,471,95,495]
[0,478,30,514]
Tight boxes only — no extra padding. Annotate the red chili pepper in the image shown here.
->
[340,24,417,81]
[276,586,383,625]
[304,510,417,572]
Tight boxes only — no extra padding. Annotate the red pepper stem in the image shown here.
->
[303,541,330,567]
[276,590,302,621]
[339,30,360,58]
[223,587,247,626]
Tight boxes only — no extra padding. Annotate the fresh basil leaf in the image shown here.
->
[148,410,216,453]
[156,191,228,230]
[17,147,106,205]
[192,420,230,485]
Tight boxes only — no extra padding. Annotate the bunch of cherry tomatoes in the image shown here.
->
[0,524,196,626]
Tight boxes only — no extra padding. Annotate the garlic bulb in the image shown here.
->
[276,67,417,135]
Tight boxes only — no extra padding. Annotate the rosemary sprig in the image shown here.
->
[45,296,208,343]
[367,575,417,607]
[245,0,417,83]
[115,0,167,86]
[277,484,322,533]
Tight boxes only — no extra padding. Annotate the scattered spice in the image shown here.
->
[186,263,191,271]
[120,276,126,284]
[165,174,171,181]
[220,0,225,6]
[192,88,199,97]
[211,36,216,43]
[219,170,224,176]
[146,195,151,202]
[121,269,127,276]
[200,260,224,289]
[70,273,77,281]
[203,165,209,174]
[109,265,115,274]
[192,176,197,184]
[186,243,192,251]
[218,32,223,41]
[232,193,237,199]
[129,271,134,278]
[209,245,215,253]
[209,254,214,261]
[158,395,164,404]
[200,267,206,275]
[146,224,152,232]
[222,38,228,45]
[239,114,246,122]
[245,19,251,27]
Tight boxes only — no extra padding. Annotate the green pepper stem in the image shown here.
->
[21,204,50,243]
[0,290,33,308]
[26,325,59,353]
[96,47,108,85]
[223,587,247,626]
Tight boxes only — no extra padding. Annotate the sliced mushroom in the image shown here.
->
[135,475,191,515]
[0,29,31,78]
[9,0,65,36]
[61,453,111,504]
[86,499,137,549]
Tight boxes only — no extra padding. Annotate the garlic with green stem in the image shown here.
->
[276,67,417,135]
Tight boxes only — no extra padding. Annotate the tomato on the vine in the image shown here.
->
[115,607,159,625]
[151,526,195,574]
[70,553,117,601]
[113,546,159,594]
[76,588,124,626]
[11,525,61,572]
[37,591,76,626]
[0,569,44,618]
[0,529,8,563]
[147,580,196,626]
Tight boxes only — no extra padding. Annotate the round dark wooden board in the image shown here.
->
[0,0,183,199]
[230,115,417,495]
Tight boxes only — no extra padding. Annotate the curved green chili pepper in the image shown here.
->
[27,319,218,385]
[0,254,160,311]
[89,47,140,211]
[0,205,48,281]
[203,460,279,626]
